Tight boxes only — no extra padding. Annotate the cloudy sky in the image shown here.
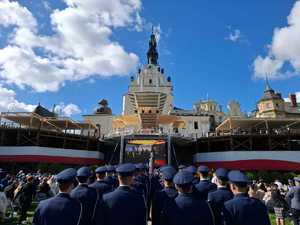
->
[0,0,299,118]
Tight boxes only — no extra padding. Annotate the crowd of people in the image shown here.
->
[0,164,299,225]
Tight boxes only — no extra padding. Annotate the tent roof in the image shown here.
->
[1,112,97,131]
[216,117,300,132]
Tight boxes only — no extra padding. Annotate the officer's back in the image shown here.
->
[162,170,214,225]
[89,166,112,197]
[195,165,217,200]
[208,168,233,225]
[223,170,271,225]
[101,163,147,225]
[32,168,82,225]
[104,165,119,189]
[70,167,98,225]
[152,166,178,225]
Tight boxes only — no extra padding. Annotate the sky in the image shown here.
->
[0,0,300,119]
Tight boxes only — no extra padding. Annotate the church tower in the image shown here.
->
[256,77,286,118]
[122,32,173,129]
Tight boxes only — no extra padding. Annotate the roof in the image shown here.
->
[259,89,283,102]
[284,102,300,115]
[216,117,300,132]
[33,105,56,117]
[0,112,97,132]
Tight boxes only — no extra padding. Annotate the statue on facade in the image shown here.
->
[147,31,159,65]
[95,99,112,115]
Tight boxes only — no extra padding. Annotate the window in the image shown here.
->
[194,121,199,130]
[265,103,271,109]
[173,128,179,133]
[149,79,152,84]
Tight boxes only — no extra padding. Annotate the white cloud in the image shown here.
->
[153,24,162,42]
[253,0,300,79]
[0,0,37,30]
[253,56,283,78]
[225,27,249,45]
[54,102,81,117]
[226,29,241,42]
[0,86,35,112]
[42,0,52,12]
[0,0,142,92]
[0,45,71,92]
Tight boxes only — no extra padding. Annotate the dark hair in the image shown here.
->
[233,182,248,188]
[77,176,88,183]
[96,173,105,179]
[218,178,228,186]
[118,172,134,177]
[250,184,258,190]
[176,183,192,193]
[58,182,73,192]
[201,172,208,177]
[258,183,267,192]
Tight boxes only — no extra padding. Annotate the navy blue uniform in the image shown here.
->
[224,193,271,225]
[208,187,233,225]
[135,175,150,196]
[195,180,217,200]
[104,176,118,190]
[70,184,99,225]
[101,186,147,225]
[89,180,112,197]
[152,187,178,225]
[162,192,214,225]
[32,193,82,225]
[132,176,147,195]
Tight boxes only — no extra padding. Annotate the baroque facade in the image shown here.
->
[83,33,227,138]
[255,80,300,119]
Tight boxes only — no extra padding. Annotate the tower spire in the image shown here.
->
[147,30,158,65]
[265,75,272,91]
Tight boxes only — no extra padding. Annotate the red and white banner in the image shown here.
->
[194,151,300,171]
[0,146,104,165]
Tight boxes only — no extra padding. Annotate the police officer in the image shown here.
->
[152,166,178,225]
[195,165,217,200]
[149,167,164,215]
[208,168,233,225]
[223,170,271,225]
[32,168,82,225]
[101,163,147,225]
[161,170,214,225]
[184,165,199,185]
[89,166,113,197]
[286,177,300,225]
[132,163,148,197]
[70,167,100,225]
[104,165,119,189]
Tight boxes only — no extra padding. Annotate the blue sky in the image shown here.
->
[0,0,299,119]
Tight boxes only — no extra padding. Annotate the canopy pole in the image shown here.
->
[167,134,172,165]
[119,135,124,164]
